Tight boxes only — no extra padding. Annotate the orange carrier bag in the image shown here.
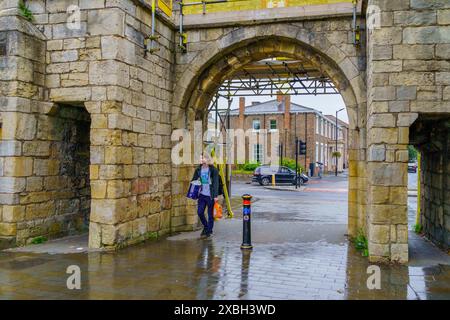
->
[214,202,223,220]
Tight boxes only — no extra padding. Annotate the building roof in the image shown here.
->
[325,115,349,128]
[227,99,319,116]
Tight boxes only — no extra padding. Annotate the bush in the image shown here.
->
[236,162,260,172]
[408,145,418,161]
[30,236,47,245]
[281,158,304,173]
[414,224,423,234]
[19,0,34,21]
[354,230,369,257]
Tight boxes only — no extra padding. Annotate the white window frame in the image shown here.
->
[253,144,264,164]
[320,143,324,162]
[252,119,261,131]
[316,116,319,134]
[315,142,319,162]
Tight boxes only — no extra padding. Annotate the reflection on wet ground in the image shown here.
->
[0,177,449,300]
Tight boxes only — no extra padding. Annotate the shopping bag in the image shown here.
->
[186,181,201,200]
[214,201,223,220]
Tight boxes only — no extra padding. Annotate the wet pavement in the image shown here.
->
[0,175,449,300]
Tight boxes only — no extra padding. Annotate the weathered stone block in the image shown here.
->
[50,87,92,102]
[368,144,386,162]
[4,157,33,177]
[52,23,87,39]
[390,243,408,263]
[396,86,417,100]
[88,8,125,36]
[80,0,105,9]
[403,26,450,44]
[89,60,130,87]
[0,222,16,236]
[368,127,398,144]
[368,162,407,187]
[101,36,136,65]
[91,180,107,199]
[2,205,25,222]
[389,100,410,112]
[411,0,450,10]
[368,114,396,128]
[369,224,390,244]
[371,86,396,101]
[394,10,437,26]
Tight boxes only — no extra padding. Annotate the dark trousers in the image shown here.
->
[197,194,214,234]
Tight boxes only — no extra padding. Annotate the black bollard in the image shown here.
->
[241,194,253,250]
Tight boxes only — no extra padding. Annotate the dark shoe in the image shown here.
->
[200,228,207,239]
[204,232,213,239]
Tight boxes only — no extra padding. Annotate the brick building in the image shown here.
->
[325,114,350,171]
[225,94,349,175]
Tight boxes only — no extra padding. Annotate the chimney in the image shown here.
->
[239,97,245,129]
[284,95,291,130]
[277,92,283,103]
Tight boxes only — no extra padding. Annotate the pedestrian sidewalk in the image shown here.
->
[263,185,306,192]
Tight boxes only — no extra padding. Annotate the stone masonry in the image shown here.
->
[0,0,176,249]
[0,0,449,263]
[366,0,450,262]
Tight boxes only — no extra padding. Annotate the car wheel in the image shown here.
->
[261,177,270,186]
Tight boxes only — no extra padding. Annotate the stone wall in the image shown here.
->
[411,116,450,251]
[0,0,48,248]
[0,0,177,249]
[366,0,450,263]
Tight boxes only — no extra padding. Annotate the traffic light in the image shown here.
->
[299,140,307,155]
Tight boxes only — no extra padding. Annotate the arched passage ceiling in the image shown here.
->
[217,58,338,97]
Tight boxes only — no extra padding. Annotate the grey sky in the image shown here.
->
[217,94,349,124]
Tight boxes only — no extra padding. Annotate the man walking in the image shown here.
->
[191,155,220,238]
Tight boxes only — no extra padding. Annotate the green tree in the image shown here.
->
[408,145,418,161]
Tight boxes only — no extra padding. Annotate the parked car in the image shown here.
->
[408,162,417,173]
[252,165,309,186]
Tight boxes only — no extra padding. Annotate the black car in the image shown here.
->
[252,165,309,186]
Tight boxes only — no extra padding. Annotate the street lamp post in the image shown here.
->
[335,108,345,177]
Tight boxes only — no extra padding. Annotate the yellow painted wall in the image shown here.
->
[182,0,353,15]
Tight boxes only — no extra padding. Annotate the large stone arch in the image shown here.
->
[171,23,368,245]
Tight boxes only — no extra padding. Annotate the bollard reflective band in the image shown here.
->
[241,194,253,250]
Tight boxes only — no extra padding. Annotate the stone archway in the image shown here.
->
[172,27,369,255]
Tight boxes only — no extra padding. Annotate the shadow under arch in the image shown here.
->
[172,33,368,239]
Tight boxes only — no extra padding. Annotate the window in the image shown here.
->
[270,119,277,130]
[280,167,290,173]
[320,143,324,162]
[316,116,319,134]
[253,144,264,163]
[315,142,319,162]
[253,119,261,131]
